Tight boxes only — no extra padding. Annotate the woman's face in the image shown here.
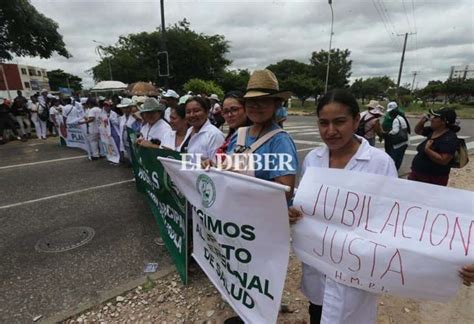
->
[185,101,207,128]
[142,111,161,125]
[430,116,445,130]
[170,109,188,131]
[318,102,359,151]
[222,98,246,129]
[245,97,277,124]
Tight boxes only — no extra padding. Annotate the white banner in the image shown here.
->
[160,158,290,323]
[292,167,474,301]
[99,117,120,164]
[65,123,90,155]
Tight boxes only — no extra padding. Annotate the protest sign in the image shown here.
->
[99,116,120,163]
[59,122,90,155]
[128,129,188,284]
[160,158,290,323]
[292,167,474,301]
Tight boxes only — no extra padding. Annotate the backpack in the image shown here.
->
[38,103,50,121]
[221,127,285,177]
[450,138,469,168]
[356,113,377,137]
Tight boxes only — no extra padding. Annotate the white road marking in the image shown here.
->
[466,141,474,150]
[0,179,135,210]
[294,139,322,145]
[0,156,87,170]
[284,125,315,130]
[292,131,320,136]
[297,147,317,152]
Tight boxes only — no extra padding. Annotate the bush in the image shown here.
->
[183,78,224,99]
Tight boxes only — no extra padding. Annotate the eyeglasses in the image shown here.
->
[222,106,243,116]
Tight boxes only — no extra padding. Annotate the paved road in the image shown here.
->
[0,140,169,322]
[286,116,474,177]
[0,116,472,322]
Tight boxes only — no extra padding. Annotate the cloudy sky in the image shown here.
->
[12,0,473,89]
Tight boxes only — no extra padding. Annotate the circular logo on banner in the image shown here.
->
[196,174,216,208]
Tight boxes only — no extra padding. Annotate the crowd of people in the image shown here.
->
[1,69,472,323]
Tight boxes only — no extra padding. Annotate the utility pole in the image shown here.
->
[411,71,418,92]
[396,32,416,91]
[158,0,169,87]
[325,0,334,93]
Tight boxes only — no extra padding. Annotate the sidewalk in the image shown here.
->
[65,159,474,324]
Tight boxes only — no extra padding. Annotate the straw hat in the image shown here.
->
[244,69,291,100]
[366,100,380,109]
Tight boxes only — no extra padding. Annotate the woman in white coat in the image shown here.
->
[28,95,47,139]
[289,89,397,324]
[180,96,224,163]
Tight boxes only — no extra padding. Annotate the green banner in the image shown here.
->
[128,129,188,284]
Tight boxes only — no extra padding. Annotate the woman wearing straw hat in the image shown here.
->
[225,69,298,202]
[136,97,172,148]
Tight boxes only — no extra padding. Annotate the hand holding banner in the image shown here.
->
[160,158,291,324]
[292,167,474,301]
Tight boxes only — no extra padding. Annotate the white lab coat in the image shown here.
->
[181,119,225,163]
[300,135,397,324]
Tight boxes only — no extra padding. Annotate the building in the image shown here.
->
[0,63,50,99]
[449,64,474,80]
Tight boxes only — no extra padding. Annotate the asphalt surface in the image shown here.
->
[0,139,168,323]
[0,116,473,322]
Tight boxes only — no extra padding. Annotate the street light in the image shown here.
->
[92,40,113,80]
[324,0,334,93]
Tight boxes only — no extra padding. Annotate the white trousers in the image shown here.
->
[31,114,47,139]
[15,116,31,136]
[87,132,100,157]
[302,264,377,324]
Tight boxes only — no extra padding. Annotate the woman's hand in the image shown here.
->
[460,264,474,286]
[424,139,434,152]
[137,139,158,148]
[201,159,214,171]
[289,207,303,224]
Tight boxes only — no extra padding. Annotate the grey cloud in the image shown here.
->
[13,0,472,89]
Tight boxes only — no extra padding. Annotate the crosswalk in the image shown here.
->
[283,124,474,155]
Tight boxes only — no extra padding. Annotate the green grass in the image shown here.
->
[289,98,474,118]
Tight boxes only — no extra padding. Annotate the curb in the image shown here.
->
[43,265,176,323]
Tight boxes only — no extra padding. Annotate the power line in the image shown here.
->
[379,0,402,47]
[402,0,413,33]
[372,0,400,49]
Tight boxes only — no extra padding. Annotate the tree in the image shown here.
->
[420,80,444,103]
[266,59,323,104]
[217,69,250,93]
[0,0,70,61]
[350,76,395,103]
[183,79,224,99]
[309,49,352,89]
[267,59,312,82]
[47,69,82,91]
[91,20,231,90]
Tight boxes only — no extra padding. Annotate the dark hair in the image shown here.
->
[185,96,210,111]
[316,89,359,118]
[223,90,245,106]
[63,97,72,105]
[173,103,186,119]
[86,98,97,107]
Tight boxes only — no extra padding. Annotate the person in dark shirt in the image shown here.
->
[408,107,460,186]
[11,90,31,138]
[0,98,23,144]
